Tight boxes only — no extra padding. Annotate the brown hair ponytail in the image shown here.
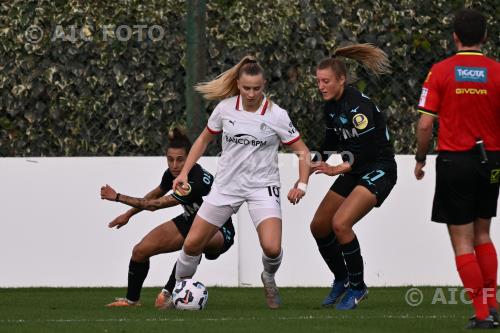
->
[318,43,391,80]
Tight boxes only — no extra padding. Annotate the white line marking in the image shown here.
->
[0,314,459,324]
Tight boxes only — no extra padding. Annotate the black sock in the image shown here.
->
[126,259,150,302]
[315,232,348,281]
[164,263,177,293]
[340,236,364,290]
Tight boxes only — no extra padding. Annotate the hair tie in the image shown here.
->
[331,53,337,59]
[246,59,258,64]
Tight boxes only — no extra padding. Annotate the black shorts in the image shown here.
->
[330,164,397,207]
[432,151,500,225]
[172,214,235,260]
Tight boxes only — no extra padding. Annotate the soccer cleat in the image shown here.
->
[466,315,496,329]
[261,272,281,309]
[155,289,174,310]
[469,308,499,328]
[489,308,499,327]
[105,297,141,307]
[335,285,368,310]
[322,279,349,307]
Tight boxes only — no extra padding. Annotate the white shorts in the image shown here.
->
[197,186,282,228]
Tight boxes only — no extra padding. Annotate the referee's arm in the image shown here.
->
[414,113,435,180]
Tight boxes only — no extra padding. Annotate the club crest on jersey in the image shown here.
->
[455,66,487,83]
[225,134,267,147]
[352,114,368,130]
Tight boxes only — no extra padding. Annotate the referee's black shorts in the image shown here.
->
[172,213,235,259]
[432,151,500,225]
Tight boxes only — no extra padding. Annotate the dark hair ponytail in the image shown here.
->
[166,127,191,154]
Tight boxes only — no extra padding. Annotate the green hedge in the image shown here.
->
[0,0,497,156]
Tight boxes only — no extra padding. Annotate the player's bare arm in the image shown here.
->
[116,193,180,211]
[101,184,177,211]
[414,114,435,180]
[101,184,167,228]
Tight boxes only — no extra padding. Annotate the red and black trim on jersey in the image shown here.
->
[235,95,269,115]
[282,135,301,145]
[206,126,222,134]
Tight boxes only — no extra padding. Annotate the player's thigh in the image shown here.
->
[310,190,345,238]
[333,185,377,231]
[256,217,282,258]
[183,214,222,255]
[133,220,184,258]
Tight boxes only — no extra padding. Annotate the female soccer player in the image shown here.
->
[101,127,235,309]
[172,56,311,309]
[310,44,397,310]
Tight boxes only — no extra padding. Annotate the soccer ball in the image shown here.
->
[172,279,208,310]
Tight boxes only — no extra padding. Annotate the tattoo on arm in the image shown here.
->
[123,186,168,216]
[118,194,180,211]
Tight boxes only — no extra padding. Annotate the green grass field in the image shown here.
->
[0,287,475,332]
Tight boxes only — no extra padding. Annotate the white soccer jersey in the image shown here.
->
[207,95,300,196]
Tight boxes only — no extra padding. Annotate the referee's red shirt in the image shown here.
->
[418,51,500,151]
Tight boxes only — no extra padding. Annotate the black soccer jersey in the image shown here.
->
[317,86,396,174]
[159,163,214,219]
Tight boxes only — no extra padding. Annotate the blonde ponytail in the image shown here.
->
[195,56,264,100]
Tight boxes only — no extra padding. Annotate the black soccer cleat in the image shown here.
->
[466,315,496,329]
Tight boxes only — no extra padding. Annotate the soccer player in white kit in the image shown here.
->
[172,56,311,309]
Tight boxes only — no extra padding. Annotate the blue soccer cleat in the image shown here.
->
[322,279,349,307]
[335,285,368,310]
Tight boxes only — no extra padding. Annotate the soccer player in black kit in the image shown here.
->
[310,44,397,310]
[100,127,235,309]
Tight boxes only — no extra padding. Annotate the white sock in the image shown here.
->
[175,247,201,281]
[262,248,283,281]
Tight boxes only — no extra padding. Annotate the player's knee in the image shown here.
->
[183,237,204,256]
[131,243,149,262]
[262,244,281,258]
[474,233,492,246]
[310,218,331,238]
[332,219,350,237]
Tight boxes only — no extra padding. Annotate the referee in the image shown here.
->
[414,8,500,329]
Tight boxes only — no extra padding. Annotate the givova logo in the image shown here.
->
[455,66,487,82]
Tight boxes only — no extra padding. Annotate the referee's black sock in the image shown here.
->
[315,232,348,281]
[164,263,177,294]
[340,236,364,290]
[126,259,150,302]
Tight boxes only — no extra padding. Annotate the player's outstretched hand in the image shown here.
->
[313,162,337,176]
[287,187,305,205]
[108,213,130,229]
[101,184,117,201]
